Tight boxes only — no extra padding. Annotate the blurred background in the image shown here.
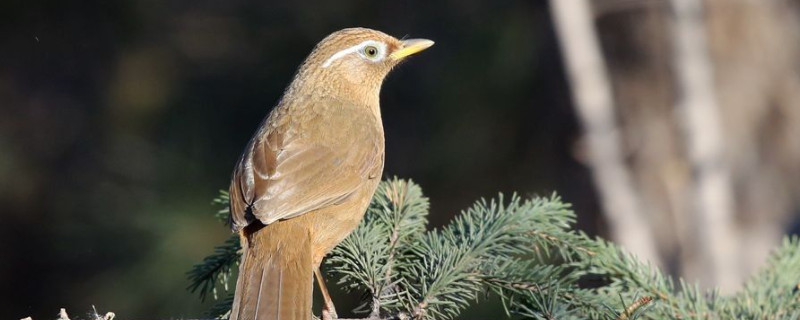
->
[1,0,799,319]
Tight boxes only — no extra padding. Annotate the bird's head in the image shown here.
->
[286,28,434,106]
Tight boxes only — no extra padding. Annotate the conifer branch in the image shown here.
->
[188,179,800,320]
[186,235,240,301]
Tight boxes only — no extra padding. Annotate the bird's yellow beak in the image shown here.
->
[390,39,435,60]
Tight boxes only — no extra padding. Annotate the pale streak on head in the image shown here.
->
[322,40,386,68]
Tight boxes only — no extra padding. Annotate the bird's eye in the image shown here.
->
[363,45,379,59]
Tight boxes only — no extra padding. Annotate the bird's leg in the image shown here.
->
[314,267,338,320]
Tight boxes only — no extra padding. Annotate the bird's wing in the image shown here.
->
[228,98,382,231]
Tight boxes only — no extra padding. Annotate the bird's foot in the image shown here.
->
[315,267,339,320]
[321,307,338,320]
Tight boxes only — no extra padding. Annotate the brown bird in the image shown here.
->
[227,28,433,320]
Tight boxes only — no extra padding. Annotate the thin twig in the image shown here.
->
[529,230,597,256]
[616,296,653,320]
[372,182,409,318]
[484,277,546,292]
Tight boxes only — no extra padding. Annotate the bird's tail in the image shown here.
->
[229,221,312,320]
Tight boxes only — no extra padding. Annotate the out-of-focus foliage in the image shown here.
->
[192,179,800,319]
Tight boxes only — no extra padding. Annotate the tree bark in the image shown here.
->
[669,0,739,291]
[549,0,662,266]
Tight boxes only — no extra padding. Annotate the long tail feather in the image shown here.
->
[230,222,312,320]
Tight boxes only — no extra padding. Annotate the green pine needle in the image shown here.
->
[187,179,800,320]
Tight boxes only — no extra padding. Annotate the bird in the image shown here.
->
[226,28,433,320]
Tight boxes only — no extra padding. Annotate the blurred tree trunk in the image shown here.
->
[549,0,662,266]
[578,0,800,291]
[669,0,739,291]
[704,0,800,288]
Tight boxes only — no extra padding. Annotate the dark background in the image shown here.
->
[1,1,605,318]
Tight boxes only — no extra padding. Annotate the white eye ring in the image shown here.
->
[358,41,386,62]
[322,40,387,68]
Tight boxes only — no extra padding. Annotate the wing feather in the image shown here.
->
[228,97,382,231]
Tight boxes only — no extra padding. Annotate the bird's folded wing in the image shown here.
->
[228,125,371,231]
